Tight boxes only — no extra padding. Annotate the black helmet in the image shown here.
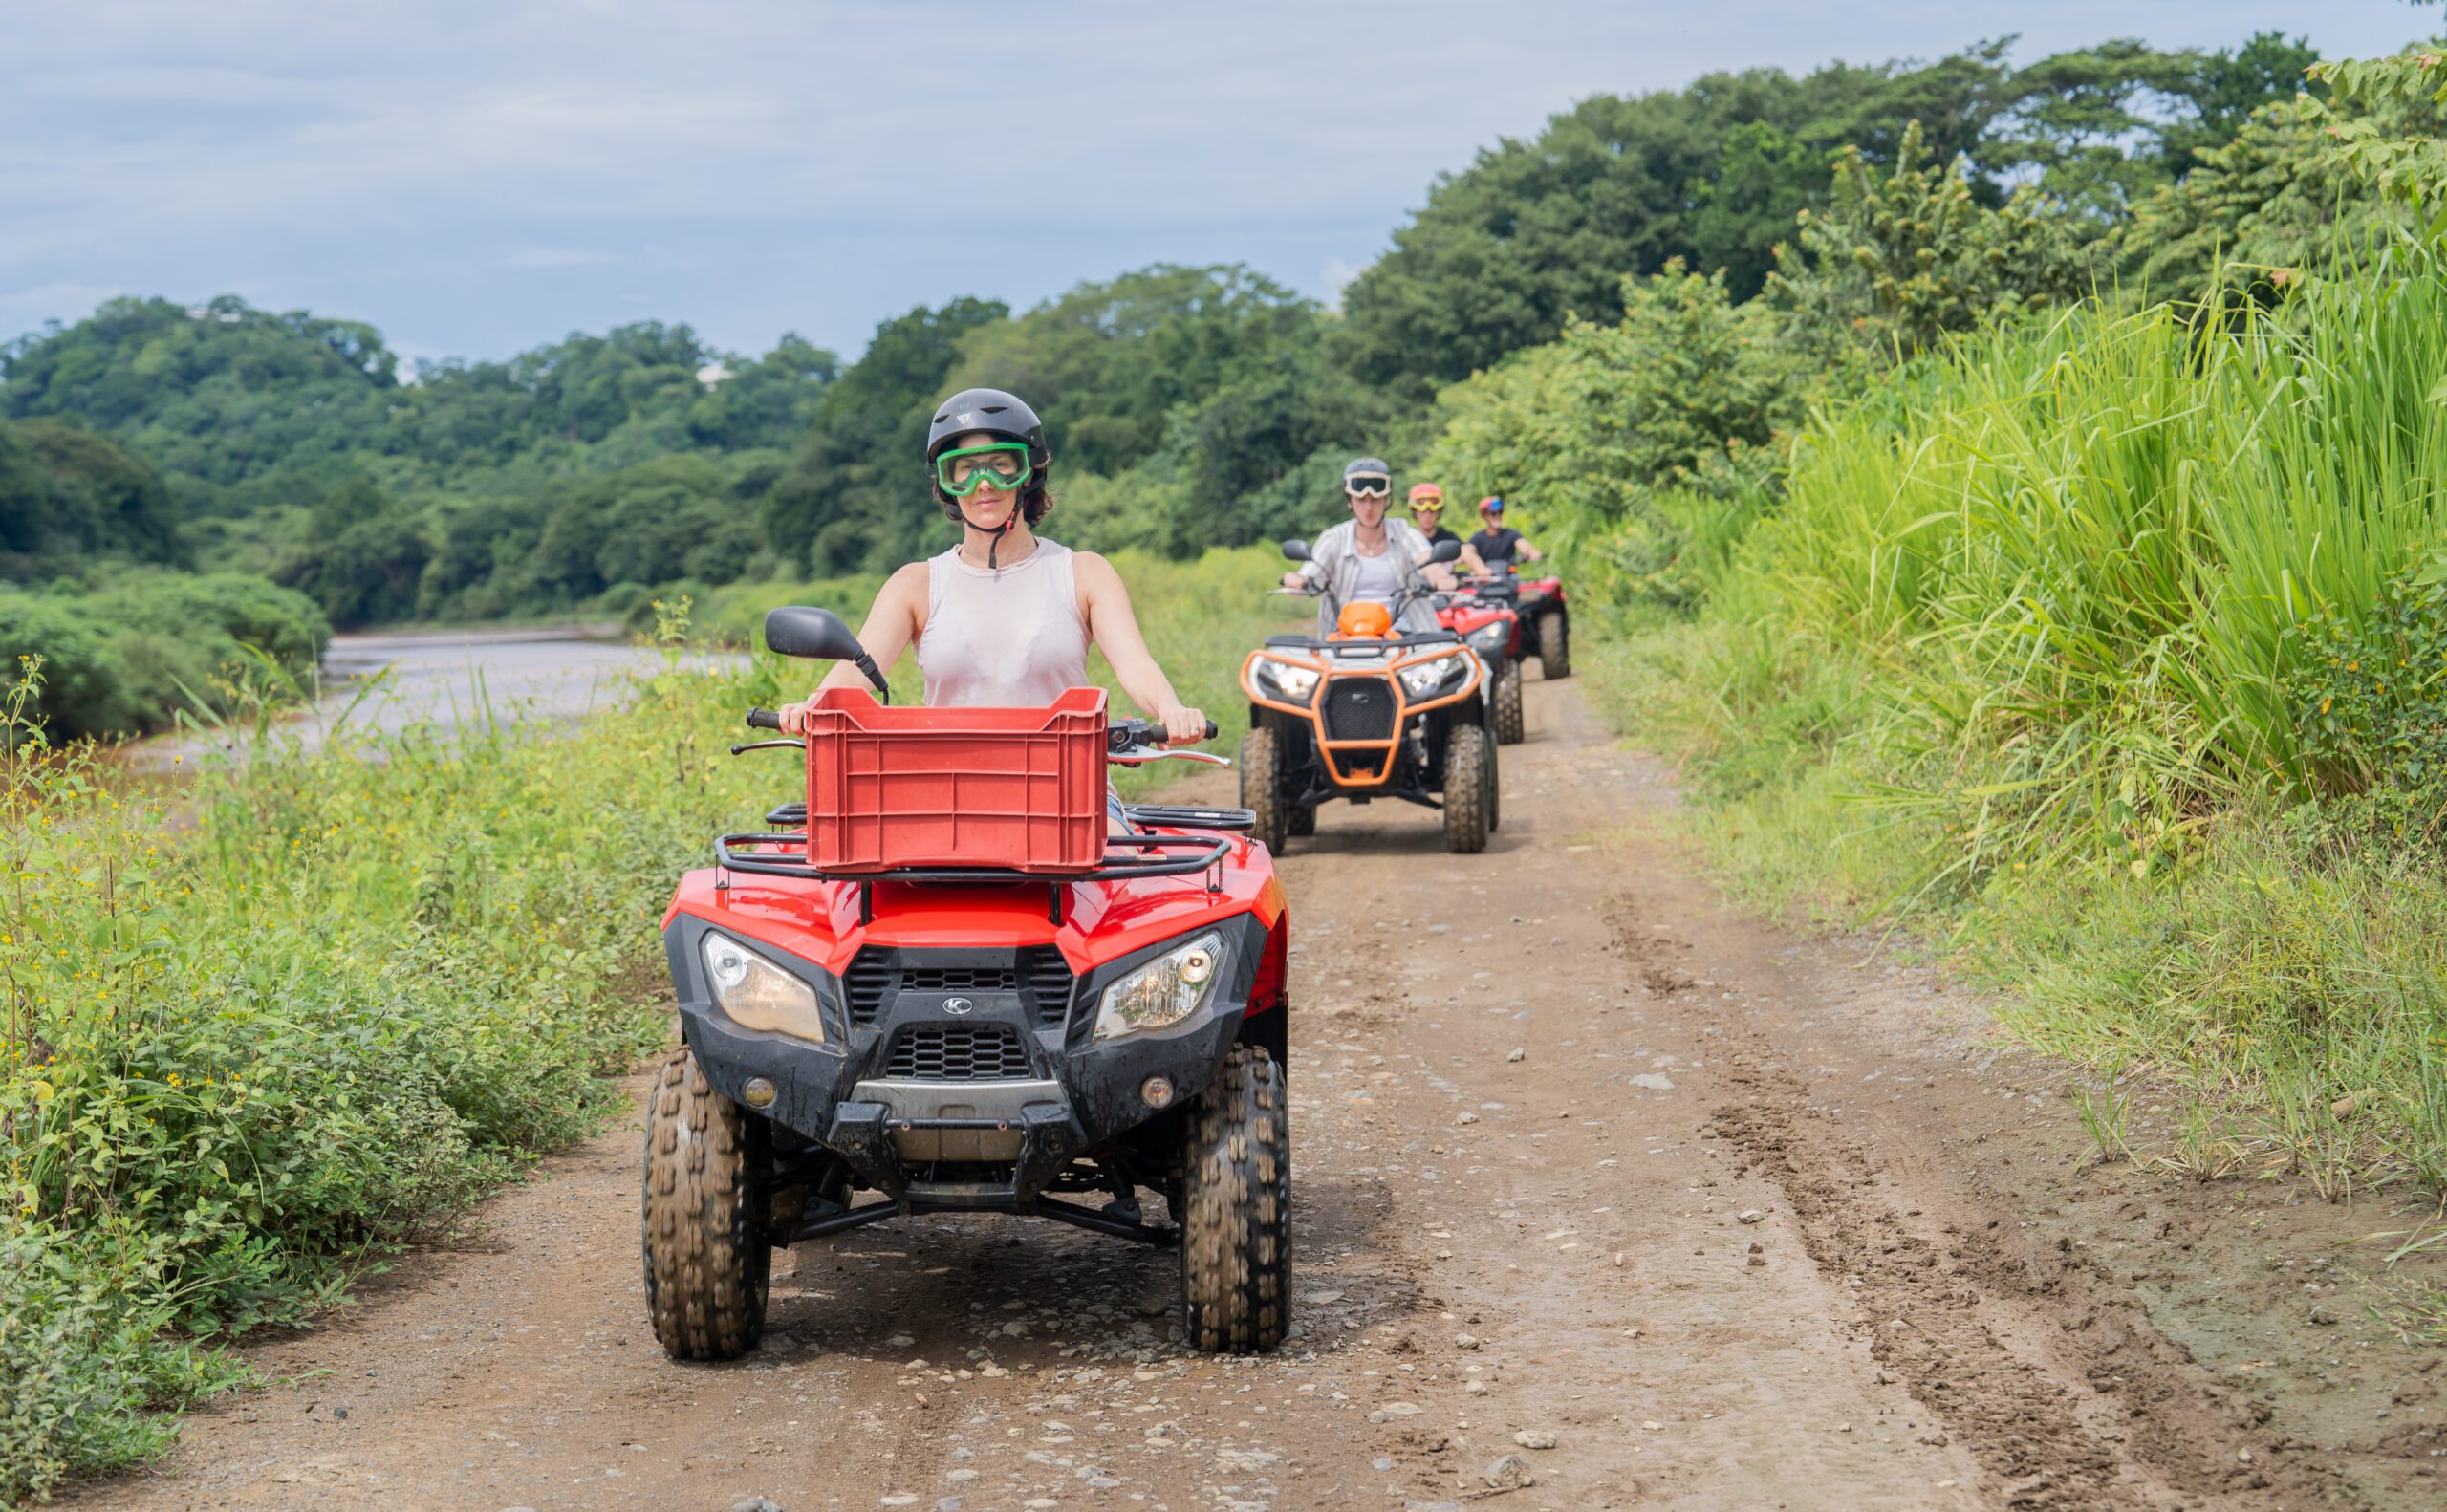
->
[928,388,1051,508]
[926,388,1054,566]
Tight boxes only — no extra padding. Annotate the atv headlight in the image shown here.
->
[1094,931,1226,1041]
[1466,622,1509,658]
[1254,659,1319,702]
[701,932,825,1043]
[1398,653,1469,699]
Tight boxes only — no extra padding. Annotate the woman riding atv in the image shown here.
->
[777,388,1205,739]
[1279,457,1459,634]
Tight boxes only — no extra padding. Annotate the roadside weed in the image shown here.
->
[2071,1060,2135,1167]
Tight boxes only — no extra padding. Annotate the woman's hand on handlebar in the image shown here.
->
[1280,571,1311,590]
[1156,702,1210,745]
[775,699,817,735]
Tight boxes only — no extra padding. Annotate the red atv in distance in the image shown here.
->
[645,607,1292,1361]
[1514,569,1570,679]
[1435,582,1526,745]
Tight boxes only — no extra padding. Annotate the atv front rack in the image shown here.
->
[1119,803,1257,832]
[712,831,1237,924]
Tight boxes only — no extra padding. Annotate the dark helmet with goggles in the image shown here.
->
[1342,456,1392,498]
[927,388,1050,503]
[925,389,1053,564]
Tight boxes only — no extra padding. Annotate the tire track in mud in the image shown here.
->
[1610,902,2353,1512]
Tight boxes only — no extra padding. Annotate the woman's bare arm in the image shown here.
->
[778,563,926,732]
[1074,552,1206,744]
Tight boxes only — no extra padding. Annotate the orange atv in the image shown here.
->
[1237,537,1498,855]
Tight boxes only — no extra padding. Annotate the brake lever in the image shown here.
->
[1109,749,1233,767]
[730,738,806,756]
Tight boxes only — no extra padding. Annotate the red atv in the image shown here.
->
[644,607,1292,1360]
[1513,569,1570,679]
[1435,581,1526,745]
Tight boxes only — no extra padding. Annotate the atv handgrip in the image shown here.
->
[746,708,783,731]
[1107,718,1220,752]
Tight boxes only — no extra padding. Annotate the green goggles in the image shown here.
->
[935,442,1033,497]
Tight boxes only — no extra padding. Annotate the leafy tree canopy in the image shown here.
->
[1,297,838,516]
[0,418,184,580]
[1336,32,2319,395]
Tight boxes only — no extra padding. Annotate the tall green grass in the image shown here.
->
[1600,258,2447,1191]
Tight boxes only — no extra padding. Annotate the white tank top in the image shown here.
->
[918,539,1091,707]
[1347,544,1402,602]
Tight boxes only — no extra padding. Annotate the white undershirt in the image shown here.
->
[1347,543,1402,602]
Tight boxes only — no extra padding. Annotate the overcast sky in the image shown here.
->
[1,1,2428,367]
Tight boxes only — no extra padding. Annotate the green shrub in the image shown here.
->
[0,595,132,736]
[0,572,329,740]
[0,1219,245,1503]
[2281,564,2447,848]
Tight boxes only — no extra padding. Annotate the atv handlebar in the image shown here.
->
[1109,717,1219,751]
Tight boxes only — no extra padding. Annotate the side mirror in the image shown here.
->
[1427,538,1463,565]
[764,606,891,699]
[763,605,865,660]
[1279,538,1311,563]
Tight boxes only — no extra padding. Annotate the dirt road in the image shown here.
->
[80,678,2443,1510]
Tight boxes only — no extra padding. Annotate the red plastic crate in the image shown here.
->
[798,687,1108,875]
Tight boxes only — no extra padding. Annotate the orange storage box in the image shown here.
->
[797,687,1108,875]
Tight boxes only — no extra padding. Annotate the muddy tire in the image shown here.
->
[1180,1045,1290,1354]
[1492,659,1526,745]
[1444,723,1490,853]
[1537,612,1570,680]
[1240,725,1288,854]
[642,1048,770,1362]
[1288,802,1316,836]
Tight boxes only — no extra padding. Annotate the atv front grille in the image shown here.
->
[844,947,893,1026]
[1322,677,1398,743]
[836,949,1074,1029]
[900,964,1019,992]
[1022,948,1076,1026]
[884,1023,1034,1081]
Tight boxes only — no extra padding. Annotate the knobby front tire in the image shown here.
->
[642,1048,771,1362]
[1180,1045,1291,1354]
